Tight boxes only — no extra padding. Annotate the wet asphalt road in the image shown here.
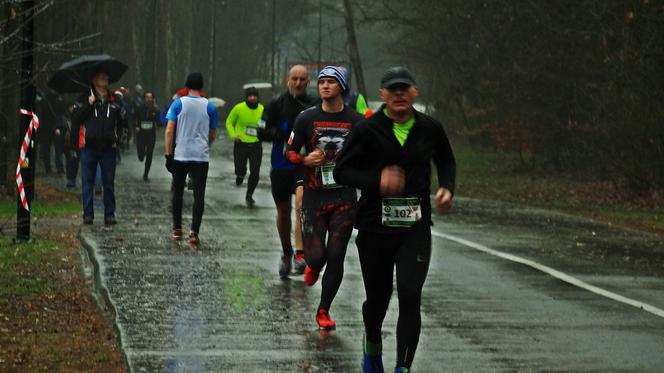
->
[75,136,664,372]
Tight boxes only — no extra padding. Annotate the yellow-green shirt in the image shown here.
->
[355,94,368,115]
[383,108,415,146]
[226,102,264,143]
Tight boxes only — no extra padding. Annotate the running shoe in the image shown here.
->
[315,308,336,330]
[279,254,292,279]
[292,252,306,275]
[189,230,200,245]
[394,368,409,373]
[235,176,244,186]
[304,265,320,286]
[83,216,93,225]
[172,228,184,241]
[362,336,384,373]
[245,195,255,207]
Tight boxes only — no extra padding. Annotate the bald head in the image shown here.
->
[286,64,309,97]
[289,64,307,77]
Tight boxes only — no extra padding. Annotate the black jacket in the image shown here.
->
[334,106,456,233]
[260,91,319,142]
[71,92,127,150]
[134,104,160,134]
[260,91,319,170]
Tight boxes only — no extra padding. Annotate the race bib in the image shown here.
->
[245,126,258,136]
[381,197,421,227]
[258,119,266,129]
[320,164,338,188]
[140,121,153,130]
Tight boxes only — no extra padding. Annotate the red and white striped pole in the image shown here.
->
[16,109,40,211]
[15,0,35,242]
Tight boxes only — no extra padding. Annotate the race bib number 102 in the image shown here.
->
[381,197,421,227]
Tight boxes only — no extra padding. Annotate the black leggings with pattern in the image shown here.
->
[301,190,356,311]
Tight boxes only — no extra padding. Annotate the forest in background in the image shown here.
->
[1,0,663,199]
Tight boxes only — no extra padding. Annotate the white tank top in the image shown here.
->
[174,96,211,162]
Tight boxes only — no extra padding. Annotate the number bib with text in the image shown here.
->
[245,126,258,137]
[319,164,339,189]
[140,121,154,130]
[381,197,421,227]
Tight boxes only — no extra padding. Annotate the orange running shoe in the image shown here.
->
[315,308,336,330]
[304,265,320,286]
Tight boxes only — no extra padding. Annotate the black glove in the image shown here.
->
[165,154,175,173]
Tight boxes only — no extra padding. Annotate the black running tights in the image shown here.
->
[356,222,431,369]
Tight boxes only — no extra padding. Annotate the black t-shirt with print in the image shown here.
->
[285,104,363,201]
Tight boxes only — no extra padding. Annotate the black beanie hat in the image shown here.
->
[185,72,204,90]
[245,87,259,98]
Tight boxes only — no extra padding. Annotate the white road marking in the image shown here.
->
[432,230,664,319]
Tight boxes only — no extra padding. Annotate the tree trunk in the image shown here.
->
[16,0,36,241]
[342,0,366,96]
[132,2,144,85]
[164,3,175,93]
[207,0,216,94]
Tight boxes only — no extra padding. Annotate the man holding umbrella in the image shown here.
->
[70,68,127,225]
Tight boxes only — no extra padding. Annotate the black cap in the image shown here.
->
[380,66,416,88]
[185,72,204,90]
[245,87,259,97]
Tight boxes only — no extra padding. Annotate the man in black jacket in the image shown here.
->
[334,66,455,373]
[71,70,127,225]
[134,91,160,181]
[261,64,319,278]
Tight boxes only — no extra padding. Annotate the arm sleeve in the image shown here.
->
[334,123,382,192]
[261,98,284,142]
[166,99,182,122]
[284,114,306,165]
[432,123,456,194]
[355,93,368,115]
[133,108,140,130]
[207,102,219,129]
[225,105,238,138]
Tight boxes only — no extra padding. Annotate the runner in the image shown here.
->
[261,65,319,278]
[285,66,363,330]
[164,72,218,245]
[334,66,456,372]
[226,87,264,206]
[339,66,370,116]
[134,91,160,181]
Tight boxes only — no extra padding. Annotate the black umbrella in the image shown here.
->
[47,54,128,94]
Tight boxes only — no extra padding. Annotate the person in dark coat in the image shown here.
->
[134,91,160,181]
[334,66,456,373]
[71,69,127,225]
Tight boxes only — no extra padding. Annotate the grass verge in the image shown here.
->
[0,186,123,371]
[453,144,664,234]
